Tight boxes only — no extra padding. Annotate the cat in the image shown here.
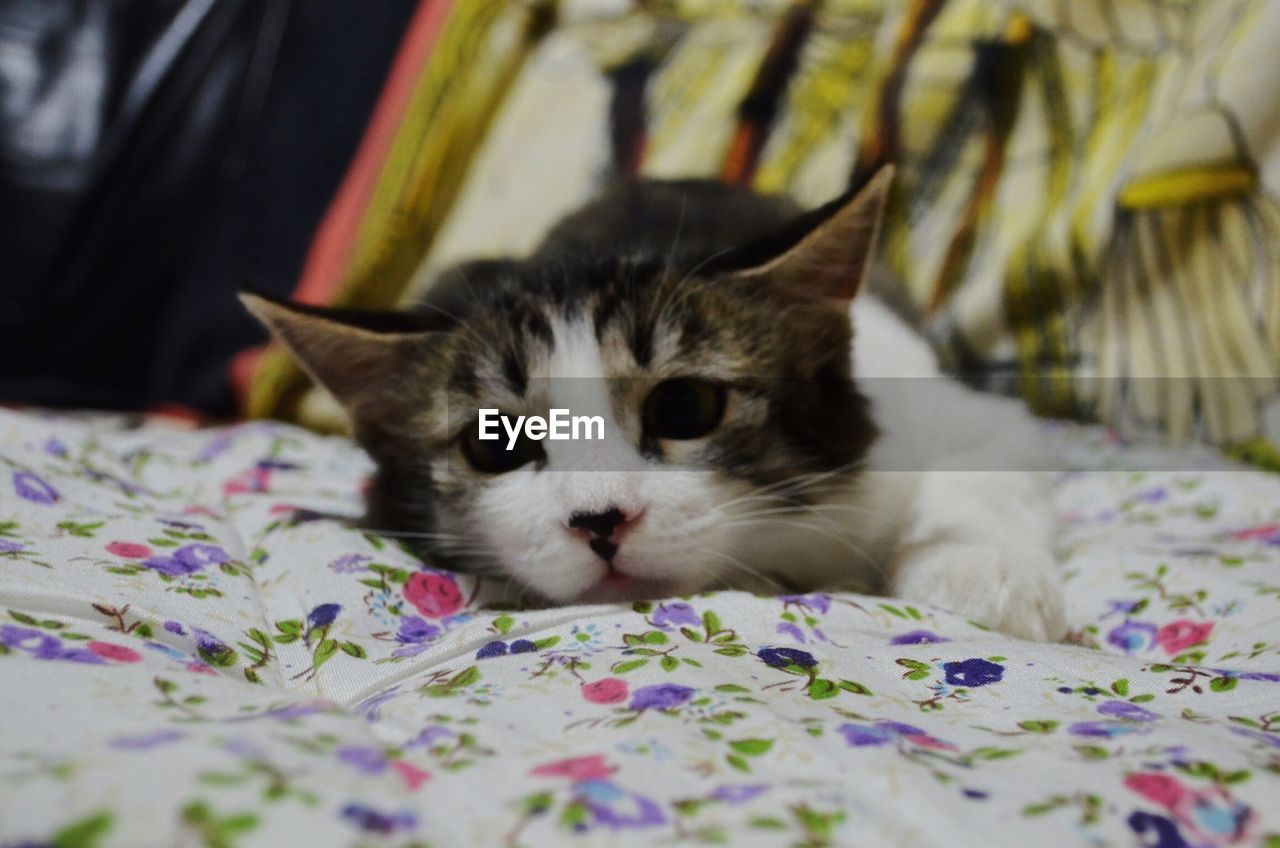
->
[242,167,1066,641]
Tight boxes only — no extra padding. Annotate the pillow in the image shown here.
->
[248,0,1280,468]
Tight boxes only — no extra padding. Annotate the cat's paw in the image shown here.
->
[890,541,1066,642]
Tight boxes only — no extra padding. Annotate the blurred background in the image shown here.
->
[0,0,415,414]
[3,0,1280,464]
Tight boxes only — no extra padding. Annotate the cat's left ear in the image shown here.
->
[733,165,893,304]
[240,292,441,416]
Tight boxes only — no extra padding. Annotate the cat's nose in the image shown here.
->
[566,507,644,562]
[567,507,629,538]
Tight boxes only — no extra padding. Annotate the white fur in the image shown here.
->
[470,303,1065,641]
[849,298,1066,641]
[471,318,737,603]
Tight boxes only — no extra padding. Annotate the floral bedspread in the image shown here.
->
[1,407,1278,848]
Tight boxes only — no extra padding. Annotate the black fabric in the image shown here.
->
[0,0,416,414]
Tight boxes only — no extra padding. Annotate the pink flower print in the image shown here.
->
[86,641,143,663]
[1229,523,1280,544]
[186,662,219,675]
[106,541,152,559]
[1127,772,1256,845]
[404,572,463,619]
[581,678,629,705]
[903,733,957,752]
[1155,620,1214,655]
[393,761,432,791]
[222,466,272,496]
[1125,772,1189,810]
[531,755,615,783]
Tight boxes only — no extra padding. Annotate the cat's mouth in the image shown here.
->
[576,569,677,604]
[602,566,631,586]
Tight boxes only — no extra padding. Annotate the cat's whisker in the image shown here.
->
[728,502,877,524]
[718,514,878,571]
[361,529,482,543]
[431,265,529,380]
[693,546,787,593]
[661,196,690,285]
[649,245,739,337]
[711,458,869,513]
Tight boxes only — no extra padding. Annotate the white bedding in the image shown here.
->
[0,408,1277,847]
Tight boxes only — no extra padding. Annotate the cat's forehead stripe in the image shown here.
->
[546,315,607,380]
[501,348,527,396]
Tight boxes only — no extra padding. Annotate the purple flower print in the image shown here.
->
[1127,811,1192,848]
[757,647,817,670]
[651,602,700,629]
[111,730,184,750]
[407,725,454,748]
[159,518,204,532]
[1230,727,1280,749]
[878,721,929,735]
[198,432,235,462]
[13,471,58,504]
[1216,670,1280,683]
[142,556,195,577]
[187,627,234,666]
[0,625,101,663]
[1138,487,1168,504]
[477,641,508,659]
[1068,721,1150,738]
[710,784,769,804]
[775,622,806,643]
[839,721,955,751]
[629,683,695,711]
[173,543,231,569]
[780,594,831,614]
[578,781,666,830]
[306,603,342,631]
[228,700,338,723]
[1109,620,1158,654]
[340,803,417,835]
[942,658,1004,687]
[143,543,231,577]
[1,625,62,659]
[337,746,388,774]
[327,553,372,573]
[1097,700,1160,722]
[0,539,23,553]
[839,724,896,747]
[1103,599,1143,619]
[356,687,401,721]
[186,628,221,653]
[397,617,440,644]
[890,630,947,646]
[43,437,68,457]
[477,639,535,660]
[163,621,187,636]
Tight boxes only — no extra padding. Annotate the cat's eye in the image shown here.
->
[461,425,545,474]
[643,378,727,441]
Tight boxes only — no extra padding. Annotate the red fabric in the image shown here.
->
[291,0,454,306]
[231,0,454,412]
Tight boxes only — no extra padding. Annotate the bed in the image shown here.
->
[1,406,1276,847]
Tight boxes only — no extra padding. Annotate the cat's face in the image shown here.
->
[244,170,890,603]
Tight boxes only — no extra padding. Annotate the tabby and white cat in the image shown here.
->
[243,169,1066,641]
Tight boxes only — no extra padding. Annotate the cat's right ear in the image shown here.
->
[240,292,440,414]
[729,166,893,305]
